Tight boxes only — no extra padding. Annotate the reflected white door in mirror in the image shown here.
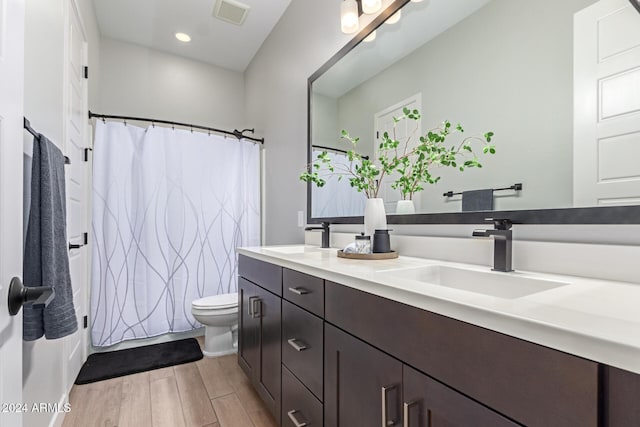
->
[374,94,422,214]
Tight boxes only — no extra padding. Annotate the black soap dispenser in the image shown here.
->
[372,229,391,253]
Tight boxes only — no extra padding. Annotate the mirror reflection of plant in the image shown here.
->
[300,107,496,200]
[388,108,496,201]
[300,132,394,199]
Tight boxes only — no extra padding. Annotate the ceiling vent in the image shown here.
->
[213,0,250,26]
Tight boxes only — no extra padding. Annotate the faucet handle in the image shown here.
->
[484,218,512,230]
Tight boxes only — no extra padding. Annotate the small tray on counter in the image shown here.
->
[337,250,398,260]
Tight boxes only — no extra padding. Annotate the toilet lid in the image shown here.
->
[192,292,238,309]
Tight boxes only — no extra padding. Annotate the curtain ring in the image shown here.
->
[172,125,175,130]
[124,120,127,127]
[152,122,155,128]
[190,126,193,133]
[102,117,106,124]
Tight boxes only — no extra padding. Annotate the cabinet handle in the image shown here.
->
[288,286,309,295]
[251,297,261,318]
[403,400,419,427]
[382,385,398,426]
[248,296,258,317]
[287,410,308,427]
[287,338,308,352]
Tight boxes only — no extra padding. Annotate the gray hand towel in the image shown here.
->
[461,189,494,212]
[23,134,78,341]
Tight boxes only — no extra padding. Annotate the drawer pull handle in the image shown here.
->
[287,409,308,427]
[382,385,398,426]
[287,338,308,352]
[403,400,419,427]
[288,287,309,295]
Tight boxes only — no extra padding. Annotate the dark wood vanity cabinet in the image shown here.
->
[324,323,403,426]
[238,260,282,424]
[403,365,519,427]
[324,323,517,427]
[238,255,640,427]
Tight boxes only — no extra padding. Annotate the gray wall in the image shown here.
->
[98,37,245,131]
[312,93,340,150]
[336,0,597,212]
[244,0,354,244]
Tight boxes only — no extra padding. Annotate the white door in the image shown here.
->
[63,0,89,391]
[374,94,422,212]
[0,0,25,426]
[574,0,640,206]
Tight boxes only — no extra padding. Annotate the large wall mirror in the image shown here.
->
[307,0,640,224]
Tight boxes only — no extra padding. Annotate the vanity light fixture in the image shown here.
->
[175,32,192,43]
[341,0,360,34]
[364,30,377,42]
[385,9,401,24]
[362,0,382,14]
[630,0,640,14]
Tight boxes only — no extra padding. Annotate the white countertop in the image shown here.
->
[238,245,640,374]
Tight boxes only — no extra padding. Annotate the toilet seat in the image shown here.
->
[192,292,238,310]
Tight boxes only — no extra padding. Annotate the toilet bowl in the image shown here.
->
[191,292,238,357]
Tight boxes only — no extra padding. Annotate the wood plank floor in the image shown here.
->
[62,338,277,427]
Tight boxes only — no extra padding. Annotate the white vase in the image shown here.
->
[364,198,387,237]
[396,200,415,214]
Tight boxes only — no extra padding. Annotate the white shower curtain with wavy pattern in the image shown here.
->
[91,121,260,346]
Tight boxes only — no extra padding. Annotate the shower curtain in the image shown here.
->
[91,121,260,346]
[311,149,367,217]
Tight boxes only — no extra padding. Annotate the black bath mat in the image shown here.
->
[75,338,203,384]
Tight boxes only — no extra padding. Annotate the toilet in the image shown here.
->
[191,292,238,357]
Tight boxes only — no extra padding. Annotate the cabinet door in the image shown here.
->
[238,277,258,378]
[254,284,282,424]
[403,365,519,427]
[325,324,403,427]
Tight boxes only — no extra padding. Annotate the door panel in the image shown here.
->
[324,323,403,427]
[64,0,88,391]
[574,0,640,206]
[255,285,281,424]
[238,278,258,378]
[403,365,519,427]
[0,0,25,425]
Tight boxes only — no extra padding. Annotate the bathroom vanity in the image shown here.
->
[236,246,640,427]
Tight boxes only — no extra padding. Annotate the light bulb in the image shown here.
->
[362,0,382,14]
[341,0,359,34]
[175,32,192,42]
[363,30,377,42]
[385,9,401,24]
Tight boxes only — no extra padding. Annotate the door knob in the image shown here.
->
[7,276,55,316]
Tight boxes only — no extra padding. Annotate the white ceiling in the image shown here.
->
[93,0,292,72]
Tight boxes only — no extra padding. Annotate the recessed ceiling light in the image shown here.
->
[175,32,192,43]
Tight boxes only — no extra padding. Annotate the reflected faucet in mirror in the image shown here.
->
[305,221,331,248]
[472,218,513,272]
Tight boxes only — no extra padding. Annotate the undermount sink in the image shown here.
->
[378,265,570,299]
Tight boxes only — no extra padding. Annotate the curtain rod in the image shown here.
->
[88,111,264,144]
[24,117,71,164]
[312,144,370,160]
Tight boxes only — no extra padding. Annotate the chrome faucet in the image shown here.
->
[305,221,330,248]
[472,218,513,272]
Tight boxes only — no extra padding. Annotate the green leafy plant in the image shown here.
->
[300,107,496,200]
[385,108,496,200]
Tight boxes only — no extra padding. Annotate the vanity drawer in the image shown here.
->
[282,300,323,400]
[282,365,323,427]
[283,268,324,316]
[325,281,598,427]
[238,255,282,296]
